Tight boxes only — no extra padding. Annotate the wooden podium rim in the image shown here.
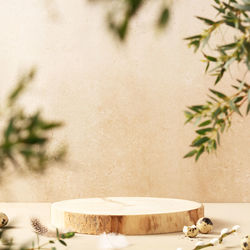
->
[51,197,203,216]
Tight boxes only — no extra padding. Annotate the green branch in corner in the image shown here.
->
[184,0,250,161]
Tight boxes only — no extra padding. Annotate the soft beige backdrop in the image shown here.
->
[0,0,249,202]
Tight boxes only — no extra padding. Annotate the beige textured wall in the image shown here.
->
[0,0,249,202]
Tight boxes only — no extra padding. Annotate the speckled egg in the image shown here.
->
[183,225,199,238]
[241,235,250,250]
[0,213,8,227]
[196,217,213,234]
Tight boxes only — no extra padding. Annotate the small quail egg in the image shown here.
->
[241,235,250,250]
[196,217,213,234]
[0,212,8,228]
[183,225,199,238]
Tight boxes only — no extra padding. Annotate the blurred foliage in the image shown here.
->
[184,0,250,161]
[90,0,250,161]
[0,220,74,250]
[89,0,170,40]
[0,69,66,177]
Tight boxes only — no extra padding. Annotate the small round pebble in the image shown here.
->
[196,217,213,234]
[0,212,8,227]
[183,225,199,238]
[241,235,250,250]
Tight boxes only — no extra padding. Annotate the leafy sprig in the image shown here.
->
[89,0,170,40]
[185,0,250,85]
[184,0,250,160]
[184,81,250,161]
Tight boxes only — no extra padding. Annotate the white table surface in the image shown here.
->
[0,203,249,250]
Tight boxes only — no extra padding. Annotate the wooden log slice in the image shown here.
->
[51,197,204,235]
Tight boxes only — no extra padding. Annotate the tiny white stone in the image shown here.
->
[220,228,229,235]
[183,226,188,233]
[232,225,240,231]
[191,225,196,228]
[176,248,183,250]
[195,241,205,247]
[210,238,219,245]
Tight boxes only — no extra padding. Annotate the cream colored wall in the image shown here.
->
[0,0,249,202]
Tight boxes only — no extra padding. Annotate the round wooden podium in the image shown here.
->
[51,197,204,235]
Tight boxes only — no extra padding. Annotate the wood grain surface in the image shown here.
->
[51,197,204,235]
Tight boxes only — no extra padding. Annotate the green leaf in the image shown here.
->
[184,34,202,40]
[247,103,250,115]
[205,61,210,73]
[38,121,63,130]
[196,128,214,135]
[20,137,47,145]
[212,107,222,118]
[195,145,205,161]
[157,7,169,28]
[60,232,75,239]
[4,118,14,140]
[221,122,226,133]
[184,111,194,124]
[203,53,217,62]
[58,239,67,246]
[192,136,210,147]
[184,149,197,158]
[219,42,237,51]
[188,105,204,113]
[208,94,219,102]
[213,139,217,149]
[239,80,245,91]
[213,5,225,13]
[209,89,227,100]
[185,117,193,124]
[229,100,242,116]
[196,16,215,25]
[56,228,59,239]
[224,18,246,33]
[49,240,55,244]
[215,68,225,85]
[248,89,250,103]
[234,96,244,103]
[217,131,220,145]
[198,120,212,127]
[184,111,193,118]
[232,3,250,11]
[8,69,36,106]
[223,57,236,69]
[194,117,202,126]
[188,40,200,52]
